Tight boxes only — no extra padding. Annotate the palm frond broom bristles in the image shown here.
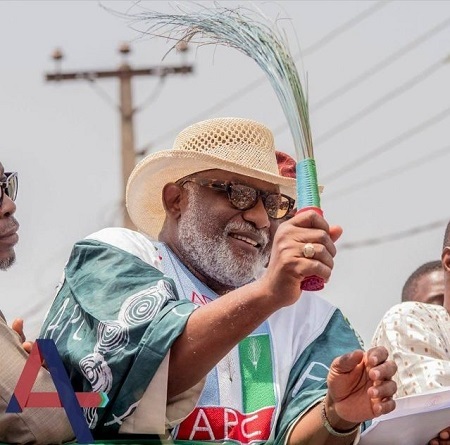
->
[135,4,324,290]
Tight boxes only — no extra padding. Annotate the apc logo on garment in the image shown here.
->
[6,339,108,444]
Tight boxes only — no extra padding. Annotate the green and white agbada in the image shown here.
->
[40,228,364,444]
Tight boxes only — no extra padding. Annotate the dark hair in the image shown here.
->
[401,260,443,302]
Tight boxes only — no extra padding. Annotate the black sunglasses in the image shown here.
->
[178,177,295,219]
[0,172,18,208]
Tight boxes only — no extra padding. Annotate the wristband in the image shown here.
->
[321,399,361,437]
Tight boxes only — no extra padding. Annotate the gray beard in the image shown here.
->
[0,253,15,271]
[177,187,270,289]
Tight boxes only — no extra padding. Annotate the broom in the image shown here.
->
[135,4,324,291]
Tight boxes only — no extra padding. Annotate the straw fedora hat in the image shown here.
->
[126,117,297,239]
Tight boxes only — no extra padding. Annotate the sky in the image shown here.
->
[1,0,449,346]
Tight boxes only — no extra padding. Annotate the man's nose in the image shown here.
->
[242,197,270,229]
[0,193,16,217]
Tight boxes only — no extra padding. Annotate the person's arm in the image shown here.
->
[168,210,341,398]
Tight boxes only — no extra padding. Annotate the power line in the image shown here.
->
[86,65,170,124]
[138,0,391,153]
[325,143,450,199]
[322,105,450,184]
[314,57,449,146]
[271,16,450,138]
[311,16,450,112]
[299,0,392,57]
[134,75,167,113]
[340,218,448,250]
[85,78,121,111]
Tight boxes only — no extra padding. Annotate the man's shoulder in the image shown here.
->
[380,301,448,323]
[83,227,161,269]
[85,227,154,245]
[373,301,450,347]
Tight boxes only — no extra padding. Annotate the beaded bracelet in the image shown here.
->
[321,399,361,437]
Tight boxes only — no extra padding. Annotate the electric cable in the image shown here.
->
[314,57,449,146]
[340,218,448,250]
[325,143,450,200]
[312,16,450,112]
[322,105,450,184]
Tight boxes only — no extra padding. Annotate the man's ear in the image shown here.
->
[442,246,450,272]
[162,183,183,219]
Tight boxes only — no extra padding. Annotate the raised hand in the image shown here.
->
[326,346,397,423]
[262,210,343,308]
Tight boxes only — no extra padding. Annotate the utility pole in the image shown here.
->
[45,43,193,229]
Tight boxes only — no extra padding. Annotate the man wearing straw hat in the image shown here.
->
[40,117,396,444]
[0,161,73,444]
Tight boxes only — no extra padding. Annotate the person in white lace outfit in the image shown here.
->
[373,221,450,445]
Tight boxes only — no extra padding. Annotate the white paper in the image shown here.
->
[360,387,450,445]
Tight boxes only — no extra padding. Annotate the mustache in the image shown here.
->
[0,216,19,236]
[224,221,270,249]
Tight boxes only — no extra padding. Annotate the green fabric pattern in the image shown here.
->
[239,334,275,412]
[39,239,198,436]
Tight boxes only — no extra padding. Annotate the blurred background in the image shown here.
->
[1,0,449,345]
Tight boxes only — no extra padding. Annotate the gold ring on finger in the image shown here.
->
[303,243,316,259]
